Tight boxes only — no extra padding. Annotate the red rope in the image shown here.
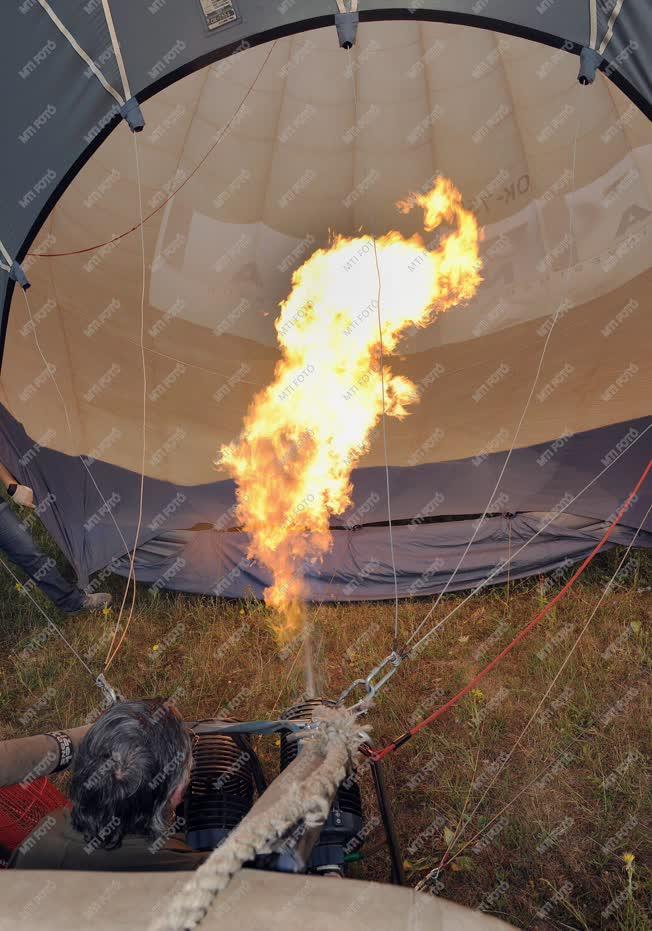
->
[370,458,651,763]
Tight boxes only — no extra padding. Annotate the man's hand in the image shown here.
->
[12,485,35,509]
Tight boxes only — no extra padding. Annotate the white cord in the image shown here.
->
[407,83,583,649]
[105,132,148,671]
[12,44,277,674]
[0,552,97,680]
[19,139,145,678]
[408,423,650,657]
[372,237,400,646]
[435,500,651,874]
[347,44,400,646]
[21,288,133,562]
[104,42,278,668]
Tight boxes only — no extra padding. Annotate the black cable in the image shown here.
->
[368,752,405,885]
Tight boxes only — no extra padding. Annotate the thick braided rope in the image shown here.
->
[150,706,367,931]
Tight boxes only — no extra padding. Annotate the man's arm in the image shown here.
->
[0,460,35,509]
[0,461,15,489]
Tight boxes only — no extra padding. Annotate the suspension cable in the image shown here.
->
[0,553,98,681]
[27,44,277,259]
[104,40,279,670]
[14,46,277,675]
[346,43,400,650]
[20,288,134,566]
[372,236,400,650]
[431,500,651,880]
[414,671,643,892]
[337,424,650,711]
[406,82,583,649]
[104,131,147,672]
[405,425,650,659]
[370,457,650,762]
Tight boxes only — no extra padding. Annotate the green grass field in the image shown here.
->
[0,519,649,930]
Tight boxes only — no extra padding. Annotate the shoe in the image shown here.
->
[82,592,113,612]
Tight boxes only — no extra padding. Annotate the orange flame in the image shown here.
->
[218,177,482,637]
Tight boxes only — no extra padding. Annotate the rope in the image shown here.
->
[21,289,71,434]
[405,422,650,658]
[35,0,124,105]
[505,513,512,610]
[370,457,650,762]
[26,43,277,259]
[16,37,275,610]
[10,288,133,691]
[100,0,132,101]
[104,132,148,673]
[347,41,400,650]
[19,44,276,655]
[334,423,649,710]
[431,499,652,879]
[104,42,276,670]
[419,670,645,891]
[150,706,367,931]
[406,83,582,650]
[0,240,13,269]
[20,287,134,564]
[16,46,277,671]
[372,239,400,650]
[599,0,625,55]
[0,553,97,682]
[589,0,598,50]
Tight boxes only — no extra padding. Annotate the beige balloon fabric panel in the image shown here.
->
[3,21,650,484]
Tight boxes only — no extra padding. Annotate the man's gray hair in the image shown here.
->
[70,699,192,849]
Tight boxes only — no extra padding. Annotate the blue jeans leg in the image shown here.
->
[0,503,85,614]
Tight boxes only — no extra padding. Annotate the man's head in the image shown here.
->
[70,699,192,849]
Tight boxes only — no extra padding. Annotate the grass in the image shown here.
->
[0,517,650,930]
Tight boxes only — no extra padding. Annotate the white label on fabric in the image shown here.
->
[199,0,238,29]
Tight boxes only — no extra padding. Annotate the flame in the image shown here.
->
[218,177,482,637]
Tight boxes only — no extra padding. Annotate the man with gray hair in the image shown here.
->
[11,700,207,871]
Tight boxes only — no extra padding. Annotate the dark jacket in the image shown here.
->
[10,808,208,871]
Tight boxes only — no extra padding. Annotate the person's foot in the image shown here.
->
[82,592,113,612]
